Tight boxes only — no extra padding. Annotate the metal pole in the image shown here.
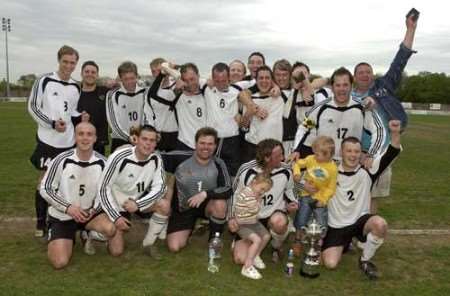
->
[5,20,9,99]
[2,17,10,99]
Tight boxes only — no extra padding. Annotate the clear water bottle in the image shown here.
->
[284,248,295,277]
[207,232,223,273]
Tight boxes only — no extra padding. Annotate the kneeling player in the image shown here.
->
[162,127,232,252]
[321,120,402,279]
[40,122,116,269]
[98,125,169,259]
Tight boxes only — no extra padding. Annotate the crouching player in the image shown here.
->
[322,120,402,279]
[98,125,169,259]
[40,122,116,269]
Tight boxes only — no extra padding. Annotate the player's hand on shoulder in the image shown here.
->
[81,111,90,122]
[270,84,281,98]
[363,96,376,110]
[55,119,66,133]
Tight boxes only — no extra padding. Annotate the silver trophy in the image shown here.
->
[300,218,325,278]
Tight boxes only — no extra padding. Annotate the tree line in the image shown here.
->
[2,72,450,104]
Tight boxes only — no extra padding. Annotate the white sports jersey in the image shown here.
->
[328,145,401,228]
[175,92,207,149]
[294,97,385,159]
[98,146,166,222]
[231,160,295,219]
[40,149,106,221]
[147,74,178,133]
[28,72,81,148]
[245,93,284,144]
[204,84,241,138]
[295,87,331,124]
[106,85,153,141]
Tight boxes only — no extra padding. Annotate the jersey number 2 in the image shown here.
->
[347,190,355,201]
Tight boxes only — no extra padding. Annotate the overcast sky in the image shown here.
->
[1,0,449,82]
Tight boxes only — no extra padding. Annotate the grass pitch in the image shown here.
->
[0,102,449,295]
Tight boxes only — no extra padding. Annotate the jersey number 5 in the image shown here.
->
[79,184,86,196]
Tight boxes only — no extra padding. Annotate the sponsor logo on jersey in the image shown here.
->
[328,118,334,123]
[187,100,192,104]
[128,173,134,178]
[69,174,76,180]
[53,92,58,96]
[122,105,126,109]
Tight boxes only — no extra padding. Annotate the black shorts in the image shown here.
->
[240,140,257,164]
[322,214,374,251]
[158,131,178,152]
[120,211,153,221]
[47,216,86,242]
[216,135,240,176]
[167,198,208,234]
[111,138,130,153]
[30,138,73,170]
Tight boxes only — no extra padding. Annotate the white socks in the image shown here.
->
[361,232,384,261]
[143,213,168,247]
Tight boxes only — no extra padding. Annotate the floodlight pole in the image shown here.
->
[2,17,11,99]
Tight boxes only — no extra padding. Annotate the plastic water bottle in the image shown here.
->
[207,232,223,273]
[284,248,295,277]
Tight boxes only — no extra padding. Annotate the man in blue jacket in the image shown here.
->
[352,12,418,213]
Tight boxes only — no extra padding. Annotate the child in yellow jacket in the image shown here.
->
[292,136,337,256]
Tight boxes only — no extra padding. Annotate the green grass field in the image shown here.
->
[1,102,449,295]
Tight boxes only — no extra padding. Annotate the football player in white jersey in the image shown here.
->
[321,120,402,280]
[229,139,297,263]
[40,122,115,269]
[171,63,208,150]
[28,45,88,237]
[98,125,169,259]
[292,67,384,163]
[241,66,285,163]
[106,62,155,152]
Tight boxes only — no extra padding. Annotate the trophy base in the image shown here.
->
[300,269,320,278]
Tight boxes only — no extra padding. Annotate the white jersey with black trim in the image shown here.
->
[294,97,384,159]
[27,72,81,148]
[328,145,401,228]
[106,84,151,141]
[245,93,284,144]
[175,92,207,149]
[204,84,240,138]
[147,75,178,133]
[230,160,295,219]
[98,146,166,222]
[40,149,106,221]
